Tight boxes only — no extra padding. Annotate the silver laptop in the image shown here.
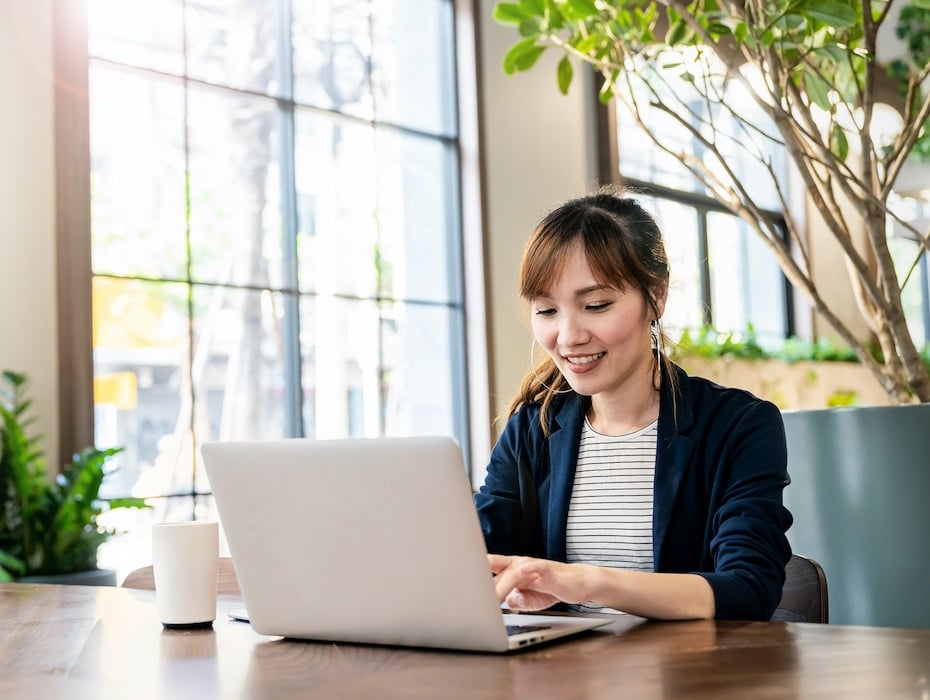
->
[202,436,612,652]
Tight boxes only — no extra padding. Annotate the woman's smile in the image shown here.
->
[563,352,606,370]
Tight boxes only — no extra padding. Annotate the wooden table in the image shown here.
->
[2,583,928,699]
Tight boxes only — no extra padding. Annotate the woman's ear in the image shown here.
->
[651,281,669,320]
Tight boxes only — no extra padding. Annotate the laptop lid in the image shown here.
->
[202,436,610,652]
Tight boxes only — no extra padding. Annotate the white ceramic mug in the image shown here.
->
[152,521,219,627]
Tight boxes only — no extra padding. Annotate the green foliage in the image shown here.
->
[675,325,767,360]
[0,371,148,581]
[493,0,930,162]
[890,3,930,161]
[827,389,860,407]
[673,325,864,364]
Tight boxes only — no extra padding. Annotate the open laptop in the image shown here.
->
[202,436,612,652]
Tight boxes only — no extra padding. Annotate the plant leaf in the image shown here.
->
[803,70,832,110]
[503,37,546,73]
[806,2,858,28]
[830,123,849,161]
[561,0,599,22]
[493,2,530,25]
[557,55,573,94]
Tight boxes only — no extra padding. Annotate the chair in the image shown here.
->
[771,554,829,623]
[122,556,241,597]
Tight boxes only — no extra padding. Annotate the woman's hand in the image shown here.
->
[487,554,716,619]
[488,554,591,611]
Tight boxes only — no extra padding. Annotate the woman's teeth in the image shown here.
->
[566,352,605,366]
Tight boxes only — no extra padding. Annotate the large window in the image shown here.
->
[69,0,475,578]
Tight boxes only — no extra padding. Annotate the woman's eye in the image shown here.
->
[586,302,612,312]
[534,308,556,317]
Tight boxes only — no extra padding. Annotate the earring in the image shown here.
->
[652,319,663,377]
[530,339,572,395]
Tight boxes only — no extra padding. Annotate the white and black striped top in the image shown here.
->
[565,418,657,613]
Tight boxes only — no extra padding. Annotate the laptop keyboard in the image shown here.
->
[505,623,551,636]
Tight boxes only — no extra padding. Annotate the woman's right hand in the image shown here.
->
[488,554,589,611]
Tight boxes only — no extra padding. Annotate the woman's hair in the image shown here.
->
[508,186,677,432]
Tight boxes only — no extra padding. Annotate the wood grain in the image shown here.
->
[2,582,928,699]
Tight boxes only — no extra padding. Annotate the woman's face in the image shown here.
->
[530,242,664,401]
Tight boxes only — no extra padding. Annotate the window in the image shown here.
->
[889,192,930,347]
[57,0,477,579]
[598,54,793,347]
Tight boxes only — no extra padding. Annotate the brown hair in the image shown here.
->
[508,187,677,433]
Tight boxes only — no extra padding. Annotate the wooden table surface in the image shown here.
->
[2,582,928,699]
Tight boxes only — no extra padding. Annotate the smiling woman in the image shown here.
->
[475,187,793,622]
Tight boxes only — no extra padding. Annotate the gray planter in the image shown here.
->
[782,403,930,629]
[18,568,117,587]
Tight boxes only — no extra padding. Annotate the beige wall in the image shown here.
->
[476,0,599,444]
[0,0,59,469]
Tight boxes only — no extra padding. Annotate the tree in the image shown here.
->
[494,0,930,402]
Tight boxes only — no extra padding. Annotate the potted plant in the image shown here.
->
[0,370,148,584]
[491,0,930,627]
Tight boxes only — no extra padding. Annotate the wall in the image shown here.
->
[0,0,59,470]
[476,0,599,444]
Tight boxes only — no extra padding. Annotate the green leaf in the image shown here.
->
[545,0,565,29]
[503,37,546,74]
[518,19,540,37]
[813,45,847,63]
[806,2,858,28]
[830,123,849,161]
[561,0,599,22]
[598,77,615,104]
[493,2,529,25]
[911,0,930,8]
[803,70,832,110]
[574,32,603,54]
[666,15,689,45]
[773,13,807,34]
[0,548,25,577]
[557,55,573,94]
[107,497,150,510]
[520,0,545,17]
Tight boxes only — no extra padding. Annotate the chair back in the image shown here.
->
[771,554,829,623]
[122,556,241,597]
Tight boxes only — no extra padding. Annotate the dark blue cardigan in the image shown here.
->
[475,364,793,621]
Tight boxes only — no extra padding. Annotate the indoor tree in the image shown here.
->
[494,0,930,402]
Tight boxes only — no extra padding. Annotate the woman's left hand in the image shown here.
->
[488,554,590,611]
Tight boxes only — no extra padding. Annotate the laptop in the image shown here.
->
[201,436,612,652]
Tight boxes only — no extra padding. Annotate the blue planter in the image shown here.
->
[782,403,930,629]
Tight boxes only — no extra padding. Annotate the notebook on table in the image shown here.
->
[201,436,611,652]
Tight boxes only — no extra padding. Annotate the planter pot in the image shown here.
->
[18,568,117,587]
[782,403,930,628]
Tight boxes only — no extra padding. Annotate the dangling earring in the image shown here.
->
[652,319,664,379]
[530,339,572,395]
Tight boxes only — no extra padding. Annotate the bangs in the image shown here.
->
[519,224,636,300]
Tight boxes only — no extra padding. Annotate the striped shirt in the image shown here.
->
[565,418,657,613]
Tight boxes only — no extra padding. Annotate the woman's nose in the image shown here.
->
[557,314,588,346]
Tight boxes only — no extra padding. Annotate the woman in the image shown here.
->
[476,188,792,621]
